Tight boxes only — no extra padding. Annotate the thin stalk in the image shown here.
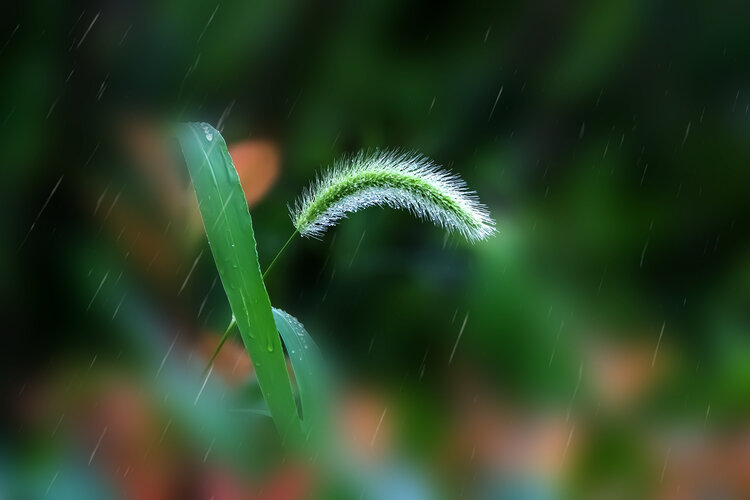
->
[263,229,298,280]
[203,316,236,376]
[203,230,298,374]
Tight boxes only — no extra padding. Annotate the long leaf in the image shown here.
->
[272,308,331,439]
[174,122,303,445]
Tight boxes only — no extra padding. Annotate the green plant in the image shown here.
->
[175,122,494,451]
[292,149,495,241]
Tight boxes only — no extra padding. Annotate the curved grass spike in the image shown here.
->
[292,149,495,242]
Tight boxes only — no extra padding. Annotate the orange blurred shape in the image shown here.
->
[201,463,311,500]
[588,339,657,411]
[450,374,574,478]
[228,140,280,207]
[118,115,185,219]
[198,332,254,385]
[200,468,248,500]
[339,389,392,461]
[80,380,178,500]
[255,464,312,500]
[658,428,750,499]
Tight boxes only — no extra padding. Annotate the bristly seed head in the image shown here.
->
[291,150,496,242]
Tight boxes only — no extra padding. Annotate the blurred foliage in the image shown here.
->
[2,0,750,498]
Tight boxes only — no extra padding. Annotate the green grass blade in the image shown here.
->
[272,308,331,440]
[174,122,303,445]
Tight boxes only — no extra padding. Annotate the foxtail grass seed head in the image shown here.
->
[291,150,495,242]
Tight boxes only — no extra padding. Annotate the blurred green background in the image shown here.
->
[2,1,750,498]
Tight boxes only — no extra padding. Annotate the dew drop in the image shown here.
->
[202,124,213,141]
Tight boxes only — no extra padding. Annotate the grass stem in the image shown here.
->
[203,316,236,376]
[263,230,298,280]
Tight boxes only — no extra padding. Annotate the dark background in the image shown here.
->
[2,1,750,498]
